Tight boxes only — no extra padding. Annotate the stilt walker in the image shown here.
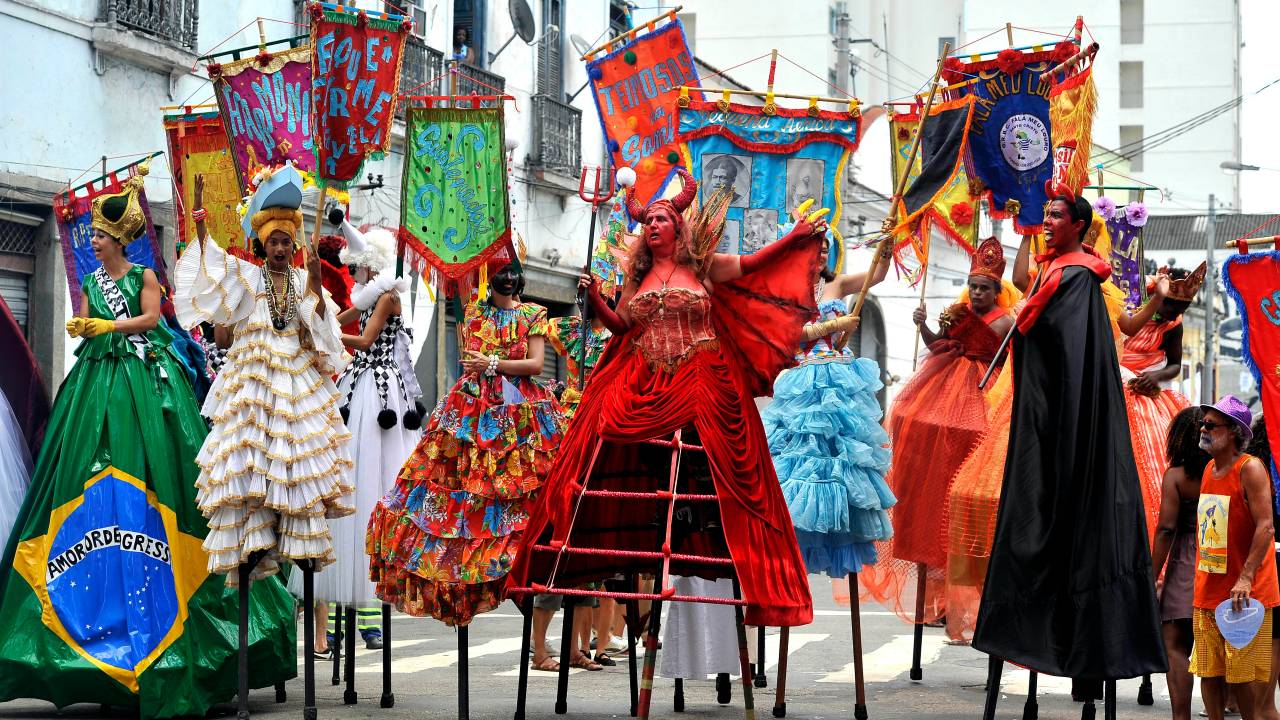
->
[176,164,356,720]
[507,167,820,720]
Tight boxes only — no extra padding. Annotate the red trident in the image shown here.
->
[575,165,616,388]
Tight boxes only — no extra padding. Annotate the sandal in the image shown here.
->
[594,651,617,667]
[571,653,603,671]
[531,655,560,672]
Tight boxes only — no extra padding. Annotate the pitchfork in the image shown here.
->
[575,165,615,387]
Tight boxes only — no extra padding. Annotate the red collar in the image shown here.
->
[1015,248,1110,333]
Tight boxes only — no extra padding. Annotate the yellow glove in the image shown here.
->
[79,318,116,338]
[65,317,86,338]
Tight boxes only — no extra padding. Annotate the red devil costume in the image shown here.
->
[506,170,820,627]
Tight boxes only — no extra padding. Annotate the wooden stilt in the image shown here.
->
[981,656,1003,720]
[555,600,575,714]
[331,602,342,686]
[514,598,533,720]
[673,678,685,712]
[732,582,757,720]
[236,561,253,720]
[1023,671,1038,720]
[754,625,768,687]
[1137,674,1153,705]
[772,627,789,718]
[636,600,664,720]
[343,606,357,704]
[626,593,640,717]
[275,683,286,704]
[1103,680,1116,720]
[302,562,317,720]
[717,673,732,705]
[380,603,394,708]
[849,572,868,720]
[458,626,470,720]
[910,563,927,681]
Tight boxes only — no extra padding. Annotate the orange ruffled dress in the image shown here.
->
[1120,317,1189,544]
[366,299,568,626]
[860,304,1007,625]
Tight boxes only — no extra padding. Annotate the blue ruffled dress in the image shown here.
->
[762,298,895,577]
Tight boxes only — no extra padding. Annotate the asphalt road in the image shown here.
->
[0,575,1185,719]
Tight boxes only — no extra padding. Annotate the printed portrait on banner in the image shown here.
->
[701,153,751,208]
[785,158,825,216]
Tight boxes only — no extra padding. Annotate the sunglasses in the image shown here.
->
[1200,421,1231,431]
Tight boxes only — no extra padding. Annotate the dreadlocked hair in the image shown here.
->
[1167,406,1210,481]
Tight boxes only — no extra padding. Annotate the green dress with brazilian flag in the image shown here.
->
[0,265,295,719]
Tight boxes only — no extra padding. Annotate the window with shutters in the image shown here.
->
[538,0,565,99]
[0,218,37,335]
[453,0,486,67]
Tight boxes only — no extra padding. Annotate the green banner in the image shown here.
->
[400,106,513,280]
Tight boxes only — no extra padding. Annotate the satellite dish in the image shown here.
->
[511,0,537,43]
[489,0,539,64]
[570,33,592,57]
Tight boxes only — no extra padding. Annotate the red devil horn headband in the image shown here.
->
[626,167,698,223]
[1044,180,1076,203]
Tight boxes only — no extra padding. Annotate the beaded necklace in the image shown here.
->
[262,266,298,331]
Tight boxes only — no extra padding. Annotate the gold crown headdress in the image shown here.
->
[90,163,149,244]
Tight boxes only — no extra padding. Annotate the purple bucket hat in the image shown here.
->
[1200,394,1254,441]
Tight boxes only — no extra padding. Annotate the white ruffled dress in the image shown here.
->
[175,239,355,577]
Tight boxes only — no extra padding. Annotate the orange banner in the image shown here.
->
[164,111,243,249]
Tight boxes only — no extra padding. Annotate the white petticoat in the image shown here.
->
[660,576,742,678]
[0,388,33,552]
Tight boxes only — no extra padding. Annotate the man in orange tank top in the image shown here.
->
[1191,395,1280,720]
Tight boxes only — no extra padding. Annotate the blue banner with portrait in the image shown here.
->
[677,100,861,272]
[944,48,1057,234]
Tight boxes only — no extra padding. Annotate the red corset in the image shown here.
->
[629,287,719,371]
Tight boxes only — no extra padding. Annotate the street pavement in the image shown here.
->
[0,575,1184,719]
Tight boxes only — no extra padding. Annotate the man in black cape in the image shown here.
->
[972,190,1167,690]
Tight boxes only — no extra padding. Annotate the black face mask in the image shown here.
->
[492,270,520,297]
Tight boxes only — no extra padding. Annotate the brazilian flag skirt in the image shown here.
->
[0,267,296,719]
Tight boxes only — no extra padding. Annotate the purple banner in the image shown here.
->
[210,44,315,187]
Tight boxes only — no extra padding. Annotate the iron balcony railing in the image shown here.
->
[451,63,506,106]
[530,94,581,178]
[103,0,198,51]
[401,35,445,111]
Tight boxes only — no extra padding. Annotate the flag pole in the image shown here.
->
[839,41,950,348]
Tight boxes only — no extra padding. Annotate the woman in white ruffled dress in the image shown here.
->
[0,388,32,553]
[174,168,354,578]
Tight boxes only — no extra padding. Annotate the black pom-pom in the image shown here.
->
[377,408,397,429]
[339,405,350,423]
[328,207,345,226]
[403,400,426,430]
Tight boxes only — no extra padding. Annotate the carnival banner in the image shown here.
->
[890,97,979,259]
[1222,251,1280,501]
[209,43,315,187]
[399,106,513,283]
[163,110,243,249]
[310,4,409,186]
[678,100,860,271]
[53,163,167,312]
[587,17,701,210]
[1048,63,1098,195]
[1095,195,1148,310]
[945,43,1077,234]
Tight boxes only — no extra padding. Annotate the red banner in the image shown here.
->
[1223,251,1280,484]
[163,110,243,249]
[586,18,701,210]
[309,3,409,186]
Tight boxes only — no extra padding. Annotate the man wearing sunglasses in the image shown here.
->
[1189,395,1279,720]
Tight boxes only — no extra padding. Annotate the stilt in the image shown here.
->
[716,673,732,705]
[673,678,685,712]
[237,561,253,720]
[555,599,575,714]
[301,561,318,720]
[331,602,342,686]
[732,582,757,720]
[1023,671,1038,720]
[626,594,640,717]
[636,600,664,720]
[1136,674,1153,705]
[754,625,768,687]
[772,627,789,718]
[514,597,534,720]
[343,606,357,704]
[1080,698,1096,720]
[981,656,1003,720]
[458,625,470,720]
[275,683,286,704]
[910,563,926,681]
[849,572,868,720]
[1102,680,1116,720]
[380,603,394,708]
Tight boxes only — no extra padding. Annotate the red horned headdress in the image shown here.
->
[626,167,698,228]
